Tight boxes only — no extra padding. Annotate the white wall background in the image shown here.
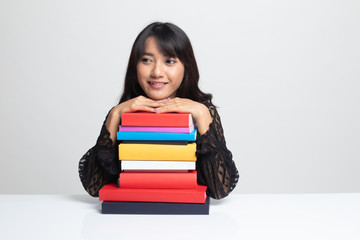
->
[0,0,359,194]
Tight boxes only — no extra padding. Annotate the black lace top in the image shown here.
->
[79,101,239,199]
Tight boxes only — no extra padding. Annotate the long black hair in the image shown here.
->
[119,22,212,104]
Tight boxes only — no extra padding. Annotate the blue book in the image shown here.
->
[117,128,197,141]
[101,196,209,214]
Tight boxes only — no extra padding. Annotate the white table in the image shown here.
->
[1,193,359,240]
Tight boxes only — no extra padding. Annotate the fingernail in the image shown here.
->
[154,108,158,113]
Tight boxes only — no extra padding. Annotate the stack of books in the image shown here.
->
[99,112,209,214]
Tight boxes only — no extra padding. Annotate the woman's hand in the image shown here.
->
[112,95,164,116]
[155,97,212,135]
[105,96,164,144]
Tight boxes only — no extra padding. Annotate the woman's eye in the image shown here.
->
[166,59,176,64]
[141,58,152,63]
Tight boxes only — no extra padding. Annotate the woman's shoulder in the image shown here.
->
[201,100,217,114]
[201,100,215,108]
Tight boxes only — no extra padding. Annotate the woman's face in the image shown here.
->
[137,37,185,100]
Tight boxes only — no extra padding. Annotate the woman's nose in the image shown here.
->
[151,62,164,78]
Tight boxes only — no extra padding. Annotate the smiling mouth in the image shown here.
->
[149,81,168,86]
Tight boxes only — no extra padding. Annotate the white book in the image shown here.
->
[121,160,196,171]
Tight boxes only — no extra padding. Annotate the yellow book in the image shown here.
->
[118,142,196,161]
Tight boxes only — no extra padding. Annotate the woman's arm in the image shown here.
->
[78,122,119,197]
[196,103,239,199]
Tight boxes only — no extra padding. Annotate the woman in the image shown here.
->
[79,22,239,199]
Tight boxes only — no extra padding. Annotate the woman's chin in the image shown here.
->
[146,92,174,101]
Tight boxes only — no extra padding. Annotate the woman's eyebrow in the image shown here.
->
[142,52,176,58]
[142,52,154,57]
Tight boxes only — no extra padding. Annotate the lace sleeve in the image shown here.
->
[78,116,120,197]
[196,102,239,199]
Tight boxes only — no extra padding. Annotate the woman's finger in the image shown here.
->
[126,96,162,112]
[156,103,187,113]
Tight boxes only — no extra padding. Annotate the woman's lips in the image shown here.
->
[148,81,168,89]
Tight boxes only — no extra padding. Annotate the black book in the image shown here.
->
[101,196,210,215]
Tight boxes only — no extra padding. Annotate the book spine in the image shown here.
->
[121,112,192,127]
[119,125,194,133]
[121,160,196,171]
[99,183,207,203]
[118,142,197,161]
[119,170,197,189]
[101,197,209,215]
[117,129,197,141]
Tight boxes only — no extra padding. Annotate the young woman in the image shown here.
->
[79,22,239,199]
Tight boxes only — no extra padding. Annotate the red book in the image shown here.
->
[119,170,197,189]
[121,112,193,127]
[99,183,207,203]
